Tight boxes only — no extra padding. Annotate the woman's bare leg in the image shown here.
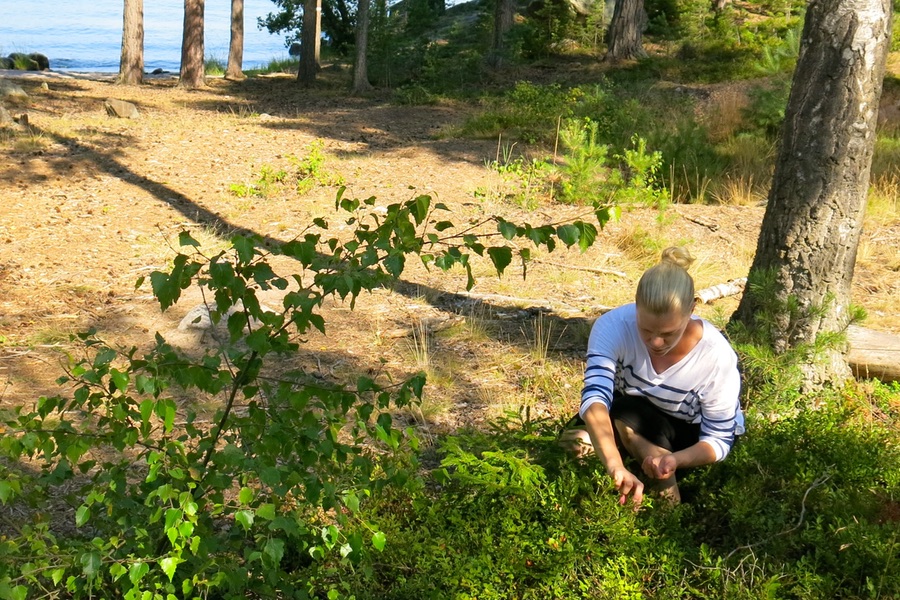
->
[614,421,681,504]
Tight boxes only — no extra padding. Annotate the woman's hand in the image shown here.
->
[642,454,677,480]
[609,465,644,506]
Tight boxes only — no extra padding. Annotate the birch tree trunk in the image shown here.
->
[731,0,893,386]
[118,0,144,85]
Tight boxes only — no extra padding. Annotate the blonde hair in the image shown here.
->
[635,247,695,315]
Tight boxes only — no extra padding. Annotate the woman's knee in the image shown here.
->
[560,428,594,458]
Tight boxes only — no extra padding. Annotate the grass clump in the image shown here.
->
[204,55,226,76]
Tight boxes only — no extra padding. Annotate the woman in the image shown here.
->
[564,247,743,505]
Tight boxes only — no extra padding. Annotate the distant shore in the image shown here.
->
[0,68,179,81]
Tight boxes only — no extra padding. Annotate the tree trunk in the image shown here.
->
[731,0,892,385]
[179,0,206,89]
[298,0,322,84]
[604,0,647,62]
[118,0,144,85]
[352,0,373,93]
[225,0,246,80]
[489,0,516,68]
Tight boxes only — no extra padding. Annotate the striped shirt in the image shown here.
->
[580,304,744,461]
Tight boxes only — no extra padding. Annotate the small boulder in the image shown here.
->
[7,53,39,71]
[0,80,28,99]
[0,105,14,126]
[104,98,140,119]
[28,53,50,71]
[151,68,166,75]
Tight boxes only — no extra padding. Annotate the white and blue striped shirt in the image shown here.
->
[580,304,744,461]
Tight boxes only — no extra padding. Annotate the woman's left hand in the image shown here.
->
[642,454,677,480]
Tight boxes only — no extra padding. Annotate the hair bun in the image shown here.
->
[661,246,694,269]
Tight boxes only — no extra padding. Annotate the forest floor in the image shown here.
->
[1,64,899,433]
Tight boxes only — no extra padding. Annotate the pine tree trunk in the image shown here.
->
[225,0,246,80]
[179,0,206,89]
[489,0,516,68]
[731,0,892,385]
[298,0,322,84]
[604,0,647,62]
[352,0,373,93]
[118,0,144,85]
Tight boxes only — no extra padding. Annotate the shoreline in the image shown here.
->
[0,69,180,82]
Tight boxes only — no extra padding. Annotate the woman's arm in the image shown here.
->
[583,403,644,506]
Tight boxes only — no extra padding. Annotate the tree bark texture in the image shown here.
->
[352,0,373,92]
[180,0,206,88]
[732,0,892,382]
[489,0,516,67]
[298,0,322,84]
[225,0,246,80]
[118,0,144,85]
[604,0,647,61]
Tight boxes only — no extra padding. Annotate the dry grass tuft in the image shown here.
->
[710,174,767,206]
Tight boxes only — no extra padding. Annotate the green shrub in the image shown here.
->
[0,191,614,598]
[742,77,792,138]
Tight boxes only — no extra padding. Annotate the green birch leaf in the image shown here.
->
[574,221,598,252]
[160,557,180,582]
[497,219,517,240]
[235,510,254,531]
[264,538,285,566]
[80,551,101,579]
[110,369,129,392]
[556,224,580,248]
[129,561,149,585]
[487,246,513,275]
[372,531,387,552]
[109,563,127,581]
[178,231,201,247]
[75,505,90,527]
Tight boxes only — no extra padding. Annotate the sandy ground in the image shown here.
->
[1,69,898,429]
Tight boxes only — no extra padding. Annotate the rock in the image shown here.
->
[104,98,140,119]
[28,53,50,70]
[288,42,302,57]
[0,80,28,99]
[7,53,39,71]
[178,300,274,332]
[40,82,49,91]
[0,105,13,126]
[151,68,166,75]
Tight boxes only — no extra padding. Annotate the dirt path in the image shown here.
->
[1,73,898,428]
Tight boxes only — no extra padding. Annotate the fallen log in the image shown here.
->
[847,325,900,383]
[696,278,747,304]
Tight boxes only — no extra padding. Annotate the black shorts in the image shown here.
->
[567,393,701,453]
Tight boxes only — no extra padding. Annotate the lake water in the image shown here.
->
[0,0,291,73]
